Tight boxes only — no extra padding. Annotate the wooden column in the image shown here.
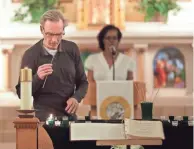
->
[2,49,13,91]
[0,45,14,91]
[124,48,137,80]
[133,44,148,82]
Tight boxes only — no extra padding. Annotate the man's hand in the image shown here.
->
[37,64,53,80]
[65,98,79,114]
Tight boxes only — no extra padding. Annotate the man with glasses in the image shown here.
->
[15,10,88,122]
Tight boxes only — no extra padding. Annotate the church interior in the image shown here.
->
[0,0,193,149]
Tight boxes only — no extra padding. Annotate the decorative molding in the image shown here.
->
[14,123,38,129]
[133,44,148,50]
[13,117,39,129]
[2,49,13,55]
[0,35,192,46]
[0,45,14,51]
[133,44,148,54]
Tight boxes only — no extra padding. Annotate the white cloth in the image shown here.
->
[85,52,136,81]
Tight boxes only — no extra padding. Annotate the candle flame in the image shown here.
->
[49,114,53,119]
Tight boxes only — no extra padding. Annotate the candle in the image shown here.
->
[20,67,32,110]
[55,119,61,126]
[62,116,69,127]
[46,114,54,126]
[48,114,53,120]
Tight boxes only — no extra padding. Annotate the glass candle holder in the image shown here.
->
[141,102,153,120]
[61,116,69,127]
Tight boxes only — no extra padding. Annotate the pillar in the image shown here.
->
[133,44,148,82]
[0,45,14,91]
[124,47,137,80]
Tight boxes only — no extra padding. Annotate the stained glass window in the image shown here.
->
[153,47,185,88]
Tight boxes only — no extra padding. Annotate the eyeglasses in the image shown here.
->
[42,27,65,38]
[104,36,118,41]
[45,32,65,38]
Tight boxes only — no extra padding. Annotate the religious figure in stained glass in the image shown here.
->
[153,48,185,88]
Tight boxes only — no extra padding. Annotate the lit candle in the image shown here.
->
[48,114,53,120]
[20,67,32,110]
[46,114,54,126]
[54,117,61,126]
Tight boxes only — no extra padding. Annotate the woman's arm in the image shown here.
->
[87,70,95,82]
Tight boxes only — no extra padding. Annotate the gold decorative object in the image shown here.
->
[100,96,131,120]
[77,0,125,30]
[20,67,32,82]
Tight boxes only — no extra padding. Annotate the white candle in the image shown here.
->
[48,114,53,120]
[20,67,32,110]
[55,120,61,126]
[46,114,54,125]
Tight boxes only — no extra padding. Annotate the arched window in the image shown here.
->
[153,47,185,88]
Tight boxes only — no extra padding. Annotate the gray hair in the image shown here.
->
[40,9,68,28]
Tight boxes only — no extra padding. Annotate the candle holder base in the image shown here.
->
[17,109,36,118]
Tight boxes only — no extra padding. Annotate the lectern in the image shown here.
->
[96,81,134,120]
[83,81,146,116]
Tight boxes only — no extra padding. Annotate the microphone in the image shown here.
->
[109,46,116,80]
[110,46,117,56]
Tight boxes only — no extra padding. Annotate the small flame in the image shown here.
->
[48,114,53,120]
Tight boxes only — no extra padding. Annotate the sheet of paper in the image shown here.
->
[125,119,165,139]
[70,123,125,140]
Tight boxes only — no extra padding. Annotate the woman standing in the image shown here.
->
[85,25,137,149]
[85,25,135,81]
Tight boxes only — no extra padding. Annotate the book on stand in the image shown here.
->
[124,119,165,140]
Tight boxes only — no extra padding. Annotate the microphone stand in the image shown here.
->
[112,51,116,81]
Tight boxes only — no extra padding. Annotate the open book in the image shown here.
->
[124,119,165,139]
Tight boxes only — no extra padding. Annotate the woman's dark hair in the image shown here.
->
[97,25,122,51]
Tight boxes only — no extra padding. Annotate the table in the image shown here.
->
[97,139,162,146]
[43,120,193,149]
[96,121,193,149]
[43,125,111,149]
[143,121,193,149]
